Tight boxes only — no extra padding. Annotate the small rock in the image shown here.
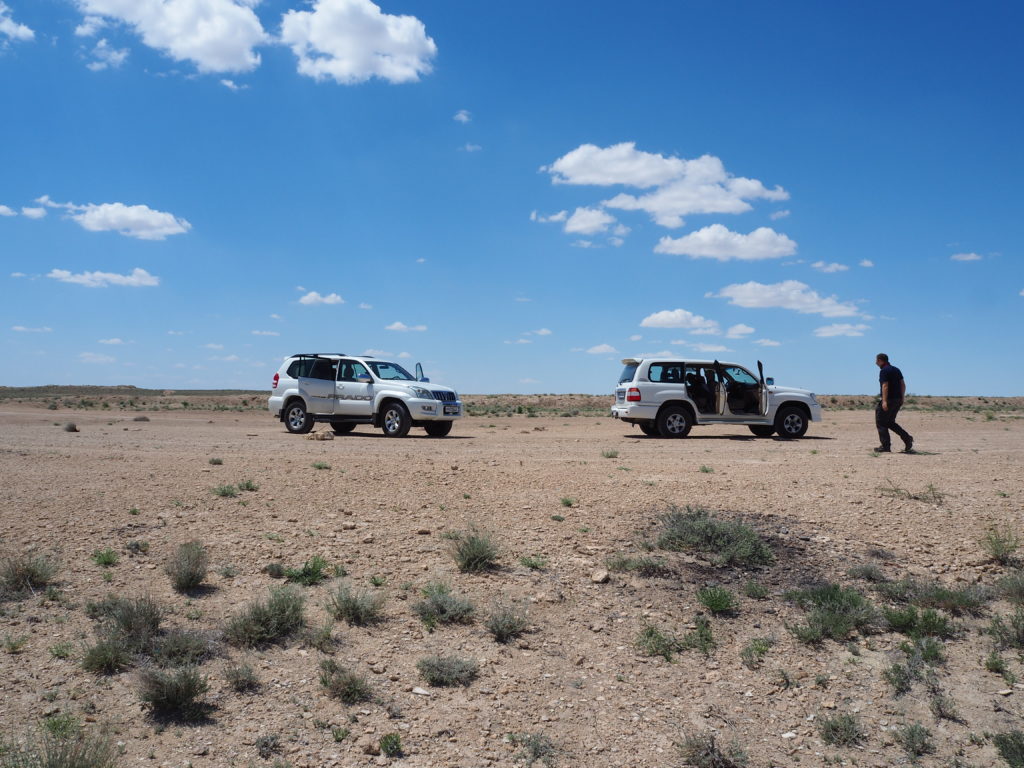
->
[591,569,610,584]
[342,523,356,530]
[998,689,1014,696]
[417,528,431,535]
[781,732,797,739]
[411,687,431,696]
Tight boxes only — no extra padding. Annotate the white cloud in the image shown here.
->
[656,224,796,261]
[415,257,426,263]
[629,334,642,342]
[0,2,34,42]
[251,330,280,336]
[39,196,190,239]
[951,252,982,262]
[640,308,720,334]
[815,323,871,338]
[397,352,411,359]
[75,0,267,73]
[98,338,124,344]
[453,109,470,123]
[859,259,874,268]
[386,321,426,332]
[770,209,790,220]
[514,297,532,302]
[530,210,568,224]
[692,343,728,353]
[0,204,15,216]
[270,313,282,320]
[363,348,391,356]
[203,343,224,350]
[167,330,184,336]
[754,338,780,347]
[280,0,436,85]
[713,280,861,317]
[564,206,615,236]
[87,38,129,71]
[571,240,595,248]
[79,352,115,364]
[543,142,687,188]
[534,328,552,336]
[21,206,46,219]
[12,325,52,333]
[220,78,248,91]
[811,260,849,273]
[462,143,481,152]
[358,303,372,310]
[725,323,755,339]
[47,267,159,288]
[10,272,26,277]
[298,291,343,305]
[210,354,240,362]
[587,343,618,355]
[519,378,539,384]
[75,15,105,36]
[504,338,531,345]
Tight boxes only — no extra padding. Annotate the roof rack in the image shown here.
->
[290,353,346,358]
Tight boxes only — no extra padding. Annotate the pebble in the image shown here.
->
[591,569,610,583]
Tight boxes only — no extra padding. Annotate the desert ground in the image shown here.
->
[1,390,1023,768]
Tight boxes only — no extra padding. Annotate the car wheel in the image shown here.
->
[639,422,659,436]
[748,425,775,437]
[284,401,314,434]
[331,422,356,435]
[774,406,809,438]
[424,421,453,437]
[657,406,693,438]
[380,401,412,438]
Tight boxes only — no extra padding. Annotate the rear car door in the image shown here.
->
[298,358,338,415]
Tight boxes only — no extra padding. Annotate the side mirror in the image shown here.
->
[766,377,775,386]
[355,374,372,384]
[415,362,429,383]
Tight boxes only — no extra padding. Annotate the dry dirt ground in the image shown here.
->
[1,397,1023,768]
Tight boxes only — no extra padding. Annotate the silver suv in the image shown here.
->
[611,357,821,438]
[269,354,461,438]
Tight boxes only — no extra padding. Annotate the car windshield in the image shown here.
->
[367,361,415,381]
[618,363,639,384]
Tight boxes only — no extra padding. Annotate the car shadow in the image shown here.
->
[622,433,834,441]
[339,432,475,440]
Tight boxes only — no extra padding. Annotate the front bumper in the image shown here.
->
[408,397,462,421]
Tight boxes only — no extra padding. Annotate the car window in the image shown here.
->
[287,359,315,378]
[338,360,370,382]
[618,363,638,384]
[649,363,684,383]
[724,366,757,385]
[307,358,338,381]
[368,361,414,381]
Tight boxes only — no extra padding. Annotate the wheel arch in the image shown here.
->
[656,399,696,423]
[776,400,811,421]
[373,396,407,427]
[280,395,306,421]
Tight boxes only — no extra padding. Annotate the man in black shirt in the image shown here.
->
[874,353,913,453]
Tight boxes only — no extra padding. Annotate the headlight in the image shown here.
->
[410,387,431,398]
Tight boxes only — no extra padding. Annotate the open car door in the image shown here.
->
[712,360,728,415]
[757,360,769,416]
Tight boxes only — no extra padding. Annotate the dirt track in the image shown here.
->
[1,403,1022,767]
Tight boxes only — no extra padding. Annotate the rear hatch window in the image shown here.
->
[618,363,639,384]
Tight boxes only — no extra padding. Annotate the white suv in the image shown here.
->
[611,358,821,438]
[269,354,462,438]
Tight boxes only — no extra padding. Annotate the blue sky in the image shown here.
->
[2,1,1022,395]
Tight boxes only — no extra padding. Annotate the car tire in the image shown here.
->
[331,422,356,435]
[657,405,693,438]
[284,400,314,434]
[774,406,809,438]
[639,422,659,436]
[748,425,775,437]
[380,401,412,438]
[424,421,453,437]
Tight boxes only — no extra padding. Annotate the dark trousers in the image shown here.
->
[875,401,912,448]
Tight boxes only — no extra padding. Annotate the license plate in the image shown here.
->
[443,405,460,415]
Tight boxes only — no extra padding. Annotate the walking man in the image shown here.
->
[874,353,913,453]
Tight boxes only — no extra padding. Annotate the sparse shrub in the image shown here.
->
[677,732,748,768]
[929,692,963,723]
[882,605,955,638]
[225,662,260,692]
[601,449,619,459]
[255,734,281,759]
[91,548,118,567]
[49,642,73,660]
[237,479,259,492]
[219,564,238,579]
[151,629,214,667]
[989,607,1024,650]
[884,662,916,696]
[86,595,162,653]
[818,713,864,746]
[263,562,285,579]
[999,571,1024,604]
[986,651,1017,684]
[412,582,474,629]
[42,713,81,740]
[0,730,118,768]
[449,526,499,572]
[224,587,306,648]
[739,637,774,669]
[605,554,671,577]
[902,636,945,665]
[208,458,223,465]
[509,732,559,767]
[212,484,238,498]
[636,624,681,661]
[485,600,528,643]
[166,541,209,592]
[312,461,330,470]
[656,505,773,567]
[983,526,1021,565]
[284,556,329,586]
[680,616,716,656]
[519,555,548,570]
[303,620,335,653]
[698,586,738,615]
[331,727,349,742]
[379,733,403,758]
[559,497,574,508]
[137,665,210,720]
[550,515,565,522]
[63,422,78,432]
[0,552,59,597]
[82,637,131,674]
[742,581,768,600]
[847,563,887,583]
[994,730,1024,768]
[326,583,385,626]
[126,540,149,555]
[896,723,934,757]
[875,577,990,616]
[3,634,27,653]
[785,583,878,644]
[699,465,714,474]
[417,654,479,687]
[319,659,371,704]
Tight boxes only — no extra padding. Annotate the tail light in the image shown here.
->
[627,387,641,402]
[272,373,279,389]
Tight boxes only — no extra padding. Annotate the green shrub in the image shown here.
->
[224,587,306,647]
[656,506,773,567]
[312,461,330,470]
[484,600,528,644]
[264,562,285,579]
[698,586,738,615]
[81,638,131,674]
[417,654,479,687]
[319,659,371,704]
[742,581,768,600]
[284,556,329,586]
[509,732,559,767]
[884,663,916,696]
[989,607,1024,650]
[677,732,748,768]
[636,624,681,661]
[601,449,619,459]
[450,527,499,572]
[982,526,1021,565]
[739,637,774,670]
[302,620,335,653]
[255,734,280,759]
[605,554,671,577]
[42,713,81,740]
[208,457,223,465]
[325,584,384,626]
[224,662,260,693]
[0,552,58,597]
[91,549,118,567]
[0,731,118,768]
[125,540,149,556]
[785,583,878,644]
[212,485,238,498]
[519,555,548,570]
[847,564,887,583]
[378,733,403,758]
[818,713,864,746]
[999,571,1024,604]
[86,596,162,653]
[412,582,474,629]
[559,497,574,508]
[875,577,990,616]
[680,616,716,656]
[137,665,210,720]
[994,730,1024,768]
[166,541,209,592]
[151,629,214,667]
[237,479,259,492]
[895,723,933,757]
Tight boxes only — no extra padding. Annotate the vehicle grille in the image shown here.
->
[432,390,457,402]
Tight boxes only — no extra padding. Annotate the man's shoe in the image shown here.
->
[902,438,914,454]
[874,445,891,453]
